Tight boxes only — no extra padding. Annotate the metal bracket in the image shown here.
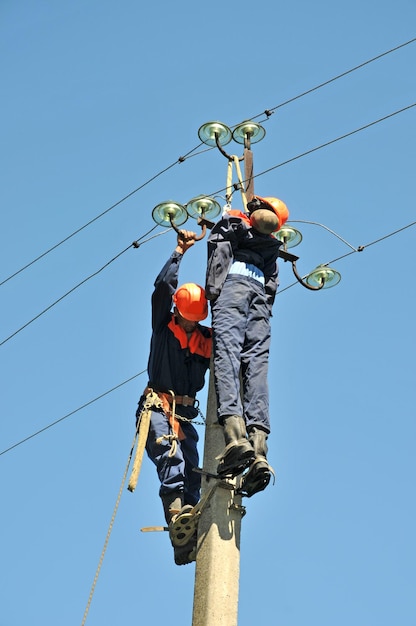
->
[278,247,324,291]
[169,214,208,241]
[230,503,246,518]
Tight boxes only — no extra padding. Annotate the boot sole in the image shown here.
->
[217,441,256,477]
[239,459,272,497]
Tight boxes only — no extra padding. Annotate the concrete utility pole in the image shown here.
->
[192,132,257,625]
[192,368,244,626]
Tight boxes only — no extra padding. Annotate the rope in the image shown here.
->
[225,157,248,212]
[155,433,179,457]
[80,426,139,626]
[81,386,206,624]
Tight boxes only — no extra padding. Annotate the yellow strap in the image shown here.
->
[225,156,248,213]
[226,159,233,204]
[233,156,248,213]
[127,390,162,493]
[127,408,151,492]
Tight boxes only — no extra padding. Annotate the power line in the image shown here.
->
[0,370,146,457]
[0,153,195,288]
[249,36,416,121]
[0,228,170,347]
[1,218,414,458]
[208,103,416,200]
[278,219,416,293]
[1,102,414,348]
[325,220,416,265]
[1,37,413,288]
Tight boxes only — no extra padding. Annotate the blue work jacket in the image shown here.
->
[205,212,282,308]
[146,251,212,418]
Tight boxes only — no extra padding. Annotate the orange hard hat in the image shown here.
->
[173,283,208,321]
[253,196,289,231]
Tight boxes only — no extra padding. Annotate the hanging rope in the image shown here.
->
[80,426,139,626]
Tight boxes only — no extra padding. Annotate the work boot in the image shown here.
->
[161,492,197,566]
[161,491,183,525]
[216,415,256,477]
[239,427,275,498]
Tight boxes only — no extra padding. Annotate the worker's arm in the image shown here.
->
[151,231,197,330]
[264,258,279,311]
[205,215,240,300]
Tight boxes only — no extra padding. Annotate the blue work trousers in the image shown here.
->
[211,275,272,433]
[145,409,201,506]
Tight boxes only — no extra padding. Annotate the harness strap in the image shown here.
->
[127,389,162,493]
[226,156,248,213]
[143,386,187,441]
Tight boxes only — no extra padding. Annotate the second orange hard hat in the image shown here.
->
[173,283,208,321]
[252,195,289,231]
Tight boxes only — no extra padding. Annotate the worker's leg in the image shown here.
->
[241,283,272,433]
[145,409,199,566]
[211,275,249,418]
[145,409,186,498]
[211,276,256,475]
[239,426,274,497]
[180,420,201,507]
[239,285,274,496]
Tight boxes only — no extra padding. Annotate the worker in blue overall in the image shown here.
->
[136,230,212,565]
[205,196,289,497]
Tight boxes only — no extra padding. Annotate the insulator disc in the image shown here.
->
[273,226,303,248]
[232,121,266,145]
[198,121,232,147]
[152,201,188,228]
[186,195,221,220]
[306,265,341,289]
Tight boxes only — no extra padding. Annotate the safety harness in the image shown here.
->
[128,387,201,492]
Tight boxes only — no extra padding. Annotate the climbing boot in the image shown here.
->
[161,492,197,566]
[216,415,256,477]
[239,427,275,498]
[161,491,183,525]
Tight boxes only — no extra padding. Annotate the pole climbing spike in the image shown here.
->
[140,474,233,535]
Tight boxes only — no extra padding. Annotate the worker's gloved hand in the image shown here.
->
[176,230,197,253]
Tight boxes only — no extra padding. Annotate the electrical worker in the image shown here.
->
[136,230,212,566]
[205,196,289,497]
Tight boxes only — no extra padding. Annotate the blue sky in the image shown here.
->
[1,2,415,625]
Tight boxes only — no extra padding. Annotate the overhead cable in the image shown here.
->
[278,220,416,293]
[249,36,416,121]
[0,155,193,287]
[1,218,415,457]
[0,370,146,457]
[209,103,416,198]
[0,227,170,347]
[1,103,414,348]
[1,37,414,288]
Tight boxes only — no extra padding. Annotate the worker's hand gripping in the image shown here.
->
[176,230,197,254]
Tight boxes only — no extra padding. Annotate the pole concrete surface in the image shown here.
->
[192,366,244,626]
